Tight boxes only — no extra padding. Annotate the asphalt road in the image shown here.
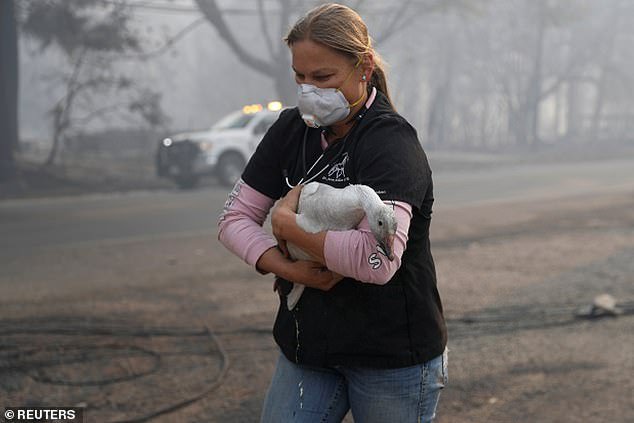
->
[1,157,633,262]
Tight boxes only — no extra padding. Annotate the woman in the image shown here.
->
[218,3,448,422]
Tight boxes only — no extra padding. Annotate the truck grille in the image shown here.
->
[161,140,200,166]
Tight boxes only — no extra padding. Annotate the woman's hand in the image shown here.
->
[279,184,303,212]
[258,246,342,292]
[288,260,344,291]
[271,185,303,257]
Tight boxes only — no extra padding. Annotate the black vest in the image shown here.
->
[242,91,447,368]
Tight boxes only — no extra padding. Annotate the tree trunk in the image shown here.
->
[272,57,294,105]
[563,80,575,142]
[589,8,619,143]
[511,105,529,147]
[46,105,64,167]
[44,49,86,167]
[426,15,456,150]
[553,83,564,140]
[526,1,546,148]
[427,85,449,150]
[479,98,489,149]
[0,0,18,181]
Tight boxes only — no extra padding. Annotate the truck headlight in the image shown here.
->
[162,138,173,147]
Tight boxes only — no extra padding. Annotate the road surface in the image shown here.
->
[2,157,633,261]
[1,156,633,422]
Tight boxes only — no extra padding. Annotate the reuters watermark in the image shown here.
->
[2,407,84,422]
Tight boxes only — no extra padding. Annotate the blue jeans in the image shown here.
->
[260,349,448,423]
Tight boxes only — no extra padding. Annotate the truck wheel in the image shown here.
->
[174,174,199,189]
[217,153,245,187]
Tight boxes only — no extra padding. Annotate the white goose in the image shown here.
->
[286,182,398,310]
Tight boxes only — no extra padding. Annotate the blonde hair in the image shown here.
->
[284,3,394,109]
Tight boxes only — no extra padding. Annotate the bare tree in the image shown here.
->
[20,0,169,166]
[194,0,296,102]
[585,1,634,143]
[193,0,464,103]
[426,0,601,149]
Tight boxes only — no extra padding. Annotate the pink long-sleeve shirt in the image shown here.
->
[217,180,412,285]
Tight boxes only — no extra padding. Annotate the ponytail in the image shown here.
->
[368,50,394,110]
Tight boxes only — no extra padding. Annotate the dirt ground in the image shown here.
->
[1,188,633,422]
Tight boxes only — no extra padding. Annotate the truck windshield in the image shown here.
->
[213,111,255,130]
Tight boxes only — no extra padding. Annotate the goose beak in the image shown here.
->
[380,235,395,261]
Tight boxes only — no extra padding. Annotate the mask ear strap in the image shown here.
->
[338,56,364,91]
[348,93,365,108]
[347,56,367,108]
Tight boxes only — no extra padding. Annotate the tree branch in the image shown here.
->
[59,48,88,129]
[539,50,588,100]
[194,0,276,76]
[373,0,464,46]
[374,0,414,46]
[257,0,276,58]
[124,16,207,60]
[70,102,131,126]
[276,0,297,59]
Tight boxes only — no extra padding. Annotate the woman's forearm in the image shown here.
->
[217,180,277,271]
[257,245,342,291]
[323,201,412,284]
[255,246,296,279]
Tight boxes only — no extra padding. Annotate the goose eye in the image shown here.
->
[378,220,383,226]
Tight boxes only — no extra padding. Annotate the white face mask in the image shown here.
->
[296,58,365,128]
[297,85,353,128]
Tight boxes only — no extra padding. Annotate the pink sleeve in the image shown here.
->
[217,179,278,272]
[323,201,412,285]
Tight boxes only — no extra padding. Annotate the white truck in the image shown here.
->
[156,102,283,188]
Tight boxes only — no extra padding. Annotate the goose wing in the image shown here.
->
[296,182,335,233]
[297,182,365,232]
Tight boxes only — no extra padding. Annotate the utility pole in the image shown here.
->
[0,0,19,181]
